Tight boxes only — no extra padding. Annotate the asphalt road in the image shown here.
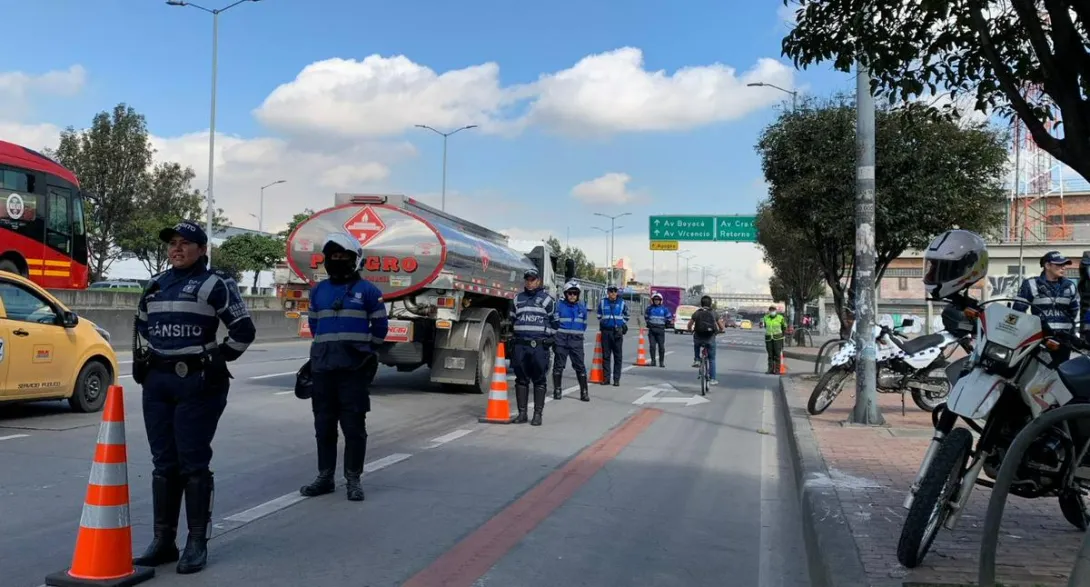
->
[1,329,809,587]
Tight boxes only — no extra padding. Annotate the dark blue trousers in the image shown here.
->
[142,368,229,478]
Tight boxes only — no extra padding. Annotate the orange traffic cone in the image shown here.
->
[479,342,514,424]
[635,329,649,366]
[298,315,313,339]
[780,351,787,375]
[588,332,606,384]
[45,385,154,587]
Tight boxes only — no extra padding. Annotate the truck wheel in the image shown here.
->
[68,360,109,413]
[471,323,498,395]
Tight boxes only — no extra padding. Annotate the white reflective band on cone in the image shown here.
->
[488,390,508,401]
[88,462,128,487]
[80,504,130,530]
[96,421,126,446]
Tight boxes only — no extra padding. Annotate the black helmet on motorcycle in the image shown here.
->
[923,229,989,300]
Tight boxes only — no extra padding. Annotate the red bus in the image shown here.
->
[0,140,89,289]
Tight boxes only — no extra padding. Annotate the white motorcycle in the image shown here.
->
[808,318,968,415]
[896,295,1090,568]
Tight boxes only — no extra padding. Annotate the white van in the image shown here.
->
[673,304,699,334]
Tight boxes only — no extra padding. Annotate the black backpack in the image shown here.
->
[693,309,717,335]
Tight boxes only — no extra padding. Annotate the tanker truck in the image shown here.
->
[275,193,575,394]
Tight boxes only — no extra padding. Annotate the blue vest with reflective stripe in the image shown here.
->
[645,304,672,328]
[308,277,389,372]
[555,300,587,337]
[1013,275,1081,333]
[137,265,256,361]
[510,287,557,340]
[597,298,628,329]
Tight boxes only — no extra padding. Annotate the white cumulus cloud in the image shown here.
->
[571,173,638,205]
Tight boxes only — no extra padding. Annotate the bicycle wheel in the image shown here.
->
[700,356,709,396]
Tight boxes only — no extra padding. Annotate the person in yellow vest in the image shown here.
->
[762,306,787,374]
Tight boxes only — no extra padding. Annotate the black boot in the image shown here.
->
[513,385,530,423]
[176,472,214,575]
[577,373,590,402]
[552,372,563,400]
[344,429,366,502]
[659,352,666,368]
[300,469,336,496]
[133,474,183,567]
[345,470,364,502]
[531,384,546,426]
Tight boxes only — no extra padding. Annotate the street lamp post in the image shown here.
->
[167,0,265,265]
[675,249,690,287]
[746,82,798,110]
[591,227,611,283]
[593,212,631,287]
[680,253,696,291]
[258,179,286,233]
[414,124,478,212]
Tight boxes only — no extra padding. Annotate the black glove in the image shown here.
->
[621,324,629,336]
[202,347,233,382]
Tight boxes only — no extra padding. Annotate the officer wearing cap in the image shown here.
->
[132,221,256,575]
[553,280,590,402]
[298,232,389,502]
[596,285,630,386]
[510,267,558,426]
[1013,250,1081,362]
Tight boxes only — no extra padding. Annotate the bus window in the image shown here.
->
[72,192,86,237]
[46,186,71,255]
[0,169,32,192]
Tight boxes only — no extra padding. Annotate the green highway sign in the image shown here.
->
[648,215,757,243]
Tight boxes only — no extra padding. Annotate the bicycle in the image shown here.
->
[697,343,711,396]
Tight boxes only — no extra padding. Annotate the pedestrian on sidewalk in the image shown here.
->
[1013,251,1080,364]
[686,295,722,385]
[510,268,558,426]
[644,292,672,367]
[132,221,256,574]
[762,306,787,374]
[596,285,630,386]
[299,232,389,502]
[552,280,590,402]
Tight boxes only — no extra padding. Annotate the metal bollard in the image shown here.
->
[977,404,1090,587]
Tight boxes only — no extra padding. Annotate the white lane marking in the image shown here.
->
[250,371,299,380]
[758,383,776,587]
[120,374,133,380]
[426,429,473,449]
[620,350,674,373]
[273,390,294,396]
[222,453,414,524]
[119,360,133,365]
[506,384,580,418]
[0,434,30,441]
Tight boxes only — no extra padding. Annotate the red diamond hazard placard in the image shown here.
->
[343,205,386,247]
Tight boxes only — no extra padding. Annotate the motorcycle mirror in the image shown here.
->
[900,318,915,328]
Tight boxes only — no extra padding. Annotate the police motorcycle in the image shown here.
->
[897,229,1090,568]
[807,316,969,416]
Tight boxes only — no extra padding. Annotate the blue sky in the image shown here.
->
[1,0,859,291]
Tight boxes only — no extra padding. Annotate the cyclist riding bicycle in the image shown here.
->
[687,295,723,386]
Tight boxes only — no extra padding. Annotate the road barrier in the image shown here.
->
[977,403,1090,587]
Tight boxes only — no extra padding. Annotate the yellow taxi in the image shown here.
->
[740,319,753,329]
[0,271,119,412]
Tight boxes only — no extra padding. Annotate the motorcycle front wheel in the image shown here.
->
[807,364,852,415]
[896,426,974,568]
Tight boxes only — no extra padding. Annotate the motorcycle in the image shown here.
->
[807,317,969,416]
[896,294,1090,568]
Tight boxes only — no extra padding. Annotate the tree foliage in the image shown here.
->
[781,0,1090,180]
[208,243,247,282]
[46,103,152,281]
[279,210,315,239]
[756,202,826,327]
[546,236,607,282]
[115,162,202,275]
[756,93,1008,328]
[218,233,286,289]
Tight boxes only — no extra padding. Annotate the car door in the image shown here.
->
[0,279,77,399]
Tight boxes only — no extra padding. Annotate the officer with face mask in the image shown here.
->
[552,280,590,402]
[132,221,256,575]
[510,268,558,425]
[298,233,389,502]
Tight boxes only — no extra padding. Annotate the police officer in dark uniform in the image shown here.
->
[299,232,389,502]
[596,285,630,386]
[132,221,256,575]
[510,268,558,426]
[552,280,590,402]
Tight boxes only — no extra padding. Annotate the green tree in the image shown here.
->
[780,0,1090,180]
[756,202,826,329]
[208,243,247,282]
[756,93,1008,328]
[46,103,153,281]
[218,233,286,290]
[279,209,315,239]
[546,236,607,282]
[115,162,203,275]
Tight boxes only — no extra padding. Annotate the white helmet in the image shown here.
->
[651,291,663,301]
[923,229,989,299]
[563,280,581,294]
[322,232,365,271]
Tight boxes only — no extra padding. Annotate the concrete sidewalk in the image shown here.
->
[779,373,1082,587]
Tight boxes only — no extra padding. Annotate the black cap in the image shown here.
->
[159,221,208,246]
[1041,251,1072,266]
[523,268,540,279]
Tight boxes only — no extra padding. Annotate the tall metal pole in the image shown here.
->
[651,251,655,286]
[205,10,218,264]
[850,64,884,426]
[441,134,448,212]
[609,217,616,286]
[258,179,285,233]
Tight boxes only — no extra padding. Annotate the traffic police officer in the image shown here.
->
[510,268,558,426]
[596,285,629,386]
[132,221,256,575]
[644,292,672,368]
[299,232,389,502]
[552,280,590,402]
[1013,251,1081,363]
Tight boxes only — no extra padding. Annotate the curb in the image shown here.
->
[782,349,820,364]
[775,376,868,587]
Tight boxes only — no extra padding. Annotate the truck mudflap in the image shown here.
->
[429,307,500,393]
